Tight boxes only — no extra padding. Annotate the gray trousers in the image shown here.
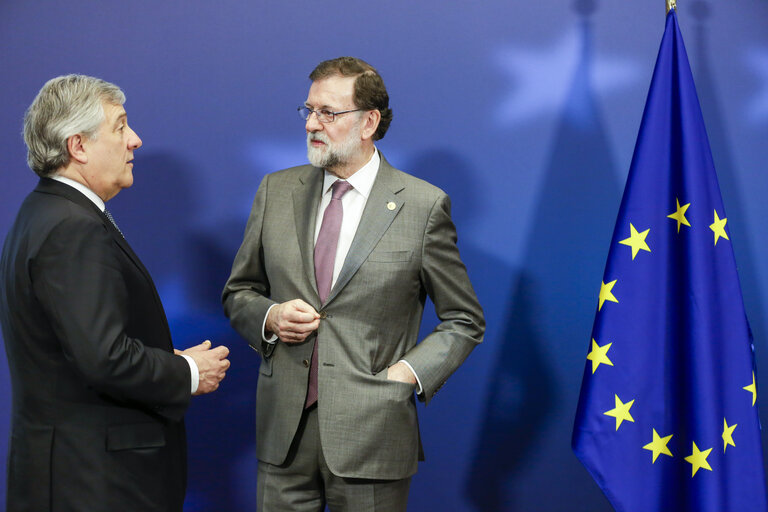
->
[257,405,411,512]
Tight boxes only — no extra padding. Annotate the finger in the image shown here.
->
[294,317,322,330]
[284,310,319,324]
[281,327,312,340]
[286,323,318,337]
[294,332,314,342]
[291,300,319,316]
[212,345,229,357]
[186,340,212,352]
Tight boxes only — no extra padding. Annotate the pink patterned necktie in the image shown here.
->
[306,180,354,408]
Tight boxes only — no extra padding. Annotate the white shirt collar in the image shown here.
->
[321,148,380,198]
[51,175,106,212]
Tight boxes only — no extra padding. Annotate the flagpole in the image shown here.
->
[666,0,676,14]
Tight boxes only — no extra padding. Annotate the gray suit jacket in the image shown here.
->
[222,154,484,480]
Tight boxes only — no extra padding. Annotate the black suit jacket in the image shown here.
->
[0,179,191,512]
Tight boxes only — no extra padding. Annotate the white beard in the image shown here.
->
[306,121,362,170]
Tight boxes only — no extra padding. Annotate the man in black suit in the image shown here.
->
[0,74,230,512]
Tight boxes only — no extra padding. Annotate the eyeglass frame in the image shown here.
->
[297,106,363,124]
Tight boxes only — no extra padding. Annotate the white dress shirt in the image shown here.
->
[51,175,199,394]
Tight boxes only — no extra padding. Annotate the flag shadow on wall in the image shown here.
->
[110,152,262,512]
[466,5,620,511]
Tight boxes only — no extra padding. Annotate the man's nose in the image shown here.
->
[305,110,323,132]
[128,127,142,149]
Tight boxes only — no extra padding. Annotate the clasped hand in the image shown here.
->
[175,340,230,395]
[266,299,320,343]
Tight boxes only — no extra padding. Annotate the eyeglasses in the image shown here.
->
[297,106,362,123]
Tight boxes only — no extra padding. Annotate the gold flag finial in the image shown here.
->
[666,0,677,14]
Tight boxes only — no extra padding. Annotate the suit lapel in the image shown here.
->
[292,167,324,301]
[326,156,405,305]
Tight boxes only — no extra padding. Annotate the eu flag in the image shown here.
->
[572,10,768,512]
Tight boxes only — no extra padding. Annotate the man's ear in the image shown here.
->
[360,110,381,141]
[67,134,88,165]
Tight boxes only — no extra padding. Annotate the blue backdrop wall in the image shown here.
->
[2,1,768,510]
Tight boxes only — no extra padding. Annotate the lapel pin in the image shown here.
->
[387,202,396,211]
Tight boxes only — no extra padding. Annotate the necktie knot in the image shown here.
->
[331,180,353,200]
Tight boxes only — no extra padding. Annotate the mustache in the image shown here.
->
[307,132,329,144]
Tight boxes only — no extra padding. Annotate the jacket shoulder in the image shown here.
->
[267,164,316,183]
[383,164,448,205]
[25,191,105,236]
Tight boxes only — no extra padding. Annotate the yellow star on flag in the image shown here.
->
[744,372,757,406]
[667,198,691,233]
[619,223,651,260]
[598,280,619,311]
[603,394,635,431]
[684,442,713,477]
[586,339,614,374]
[709,210,729,246]
[722,418,737,453]
[642,429,673,463]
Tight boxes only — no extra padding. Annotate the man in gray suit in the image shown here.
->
[223,57,484,511]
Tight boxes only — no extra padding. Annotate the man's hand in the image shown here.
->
[387,361,417,385]
[179,340,230,395]
[266,299,320,343]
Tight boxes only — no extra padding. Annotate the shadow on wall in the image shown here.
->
[405,149,518,512]
[464,2,621,510]
[109,151,261,511]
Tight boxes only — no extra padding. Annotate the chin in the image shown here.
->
[122,171,134,188]
[307,148,325,168]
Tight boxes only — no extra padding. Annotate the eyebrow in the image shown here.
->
[113,113,127,128]
[304,102,335,110]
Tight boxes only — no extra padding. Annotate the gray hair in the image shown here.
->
[23,74,125,177]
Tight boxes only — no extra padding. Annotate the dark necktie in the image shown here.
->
[306,180,353,408]
[104,209,124,238]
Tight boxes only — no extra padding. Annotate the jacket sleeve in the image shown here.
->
[31,211,191,421]
[401,192,485,405]
[222,174,278,357]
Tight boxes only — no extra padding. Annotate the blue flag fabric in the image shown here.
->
[572,10,768,512]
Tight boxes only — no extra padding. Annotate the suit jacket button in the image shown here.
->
[302,359,310,367]
[319,311,327,319]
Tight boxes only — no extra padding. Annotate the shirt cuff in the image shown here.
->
[397,359,423,395]
[262,304,279,344]
[180,354,199,394]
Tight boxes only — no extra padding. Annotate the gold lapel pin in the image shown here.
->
[387,202,396,211]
